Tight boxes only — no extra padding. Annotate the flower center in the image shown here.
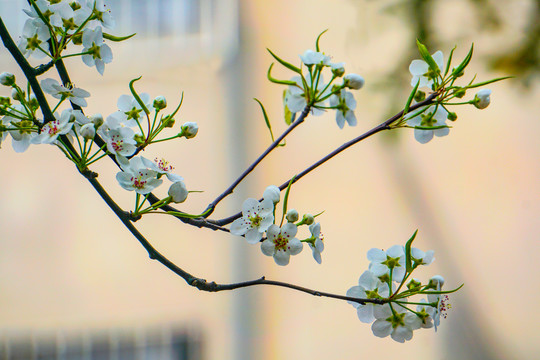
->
[273,233,290,251]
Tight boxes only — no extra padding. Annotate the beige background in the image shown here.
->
[0,0,538,359]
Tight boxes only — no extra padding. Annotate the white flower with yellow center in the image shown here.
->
[261,223,303,266]
[230,198,274,244]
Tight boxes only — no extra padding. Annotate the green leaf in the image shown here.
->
[129,77,150,115]
[416,39,440,73]
[405,229,418,272]
[280,175,296,226]
[267,63,297,86]
[254,98,275,142]
[103,32,136,42]
[169,91,184,118]
[444,45,457,77]
[267,48,302,74]
[465,76,513,89]
[404,79,420,115]
[283,90,294,125]
[452,43,474,77]
[315,29,328,52]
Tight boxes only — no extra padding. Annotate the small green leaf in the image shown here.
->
[416,39,440,73]
[315,29,328,52]
[103,32,136,42]
[267,63,297,86]
[129,76,150,115]
[444,45,457,77]
[405,229,418,272]
[169,91,184,119]
[267,48,302,74]
[280,175,296,226]
[254,98,275,142]
[452,43,474,77]
[465,76,513,89]
[404,79,420,115]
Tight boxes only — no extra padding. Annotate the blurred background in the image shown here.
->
[0,0,539,359]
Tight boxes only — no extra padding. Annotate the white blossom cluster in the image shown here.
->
[230,185,324,266]
[19,0,114,74]
[346,244,451,342]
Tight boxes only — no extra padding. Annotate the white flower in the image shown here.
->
[300,50,331,66]
[409,50,444,89]
[330,62,345,77]
[262,185,280,204]
[416,299,435,329]
[474,89,492,109]
[116,156,163,194]
[101,126,137,157]
[141,157,183,182]
[82,26,113,75]
[372,304,422,342]
[17,19,50,59]
[411,247,435,268]
[230,198,274,244]
[308,222,324,264]
[367,245,406,282]
[180,122,198,139]
[346,270,389,323]
[406,104,449,144]
[23,0,67,28]
[2,105,36,152]
[32,109,74,144]
[168,180,188,203]
[343,74,365,90]
[329,89,357,129]
[41,78,91,107]
[261,223,303,266]
[82,0,116,29]
[285,73,330,116]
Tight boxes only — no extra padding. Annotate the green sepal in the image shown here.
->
[465,76,513,89]
[405,229,418,272]
[416,39,440,73]
[444,45,457,77]
[451,43,474,77]
[267,48,302,74]
[254,98,276,143]
[129,76,150,115]
[267,63,297,86]
[103,32,136,42]
[315,29,328,52]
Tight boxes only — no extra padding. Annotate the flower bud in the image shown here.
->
[331,62,345,77]
[0,96,11,106]
[343,74,365,90]
[162,115,175,128]
[447,112,457,121]
[168,180,188,203]
[263,185,280,204]
[180,121,198,139]
[414,90,426,102]
[302,213,315,225]
[473,89,491,109]
[80,123,96,139]
[89,113,104,128]
[0,72,15,86]
[134,133,145,146]
[453,87,466,98]
[286,209,299,222]
[28,94,39,110]
[153,95,167,110]
[11,88,24,101]
[428,275,445,290]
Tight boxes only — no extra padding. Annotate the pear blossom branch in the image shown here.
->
[80,167,380,306]
[212,91,438,226]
